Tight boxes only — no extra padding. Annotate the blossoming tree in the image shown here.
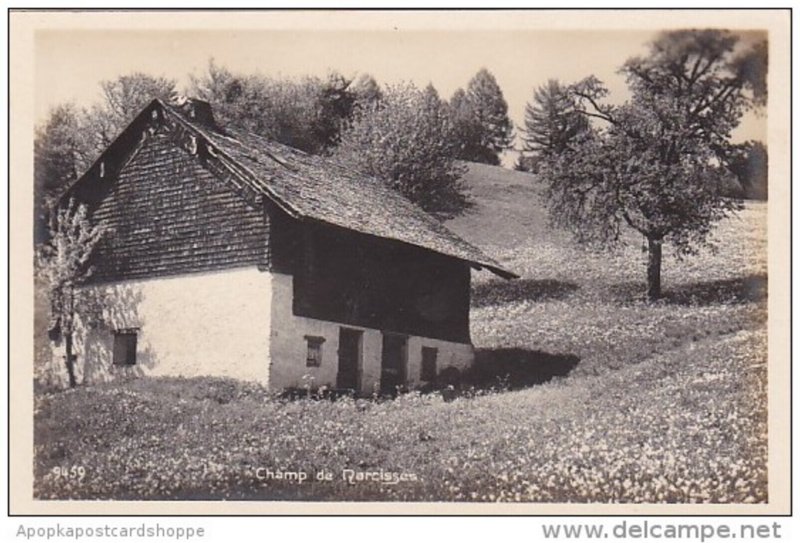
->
[36,199,106,387]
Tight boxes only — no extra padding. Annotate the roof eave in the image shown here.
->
[473,263,519,280]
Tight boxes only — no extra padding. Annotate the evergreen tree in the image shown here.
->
[450,69,513,165]
[520,79,588,171]
[448,88,482,162]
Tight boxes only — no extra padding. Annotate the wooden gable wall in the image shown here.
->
[88,130,269,282]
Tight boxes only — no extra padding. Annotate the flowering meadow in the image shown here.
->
[34,164,768,502]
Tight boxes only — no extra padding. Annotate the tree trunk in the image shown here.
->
[646,236,663,301]
[64,332,77,388]
[64,287,77,388]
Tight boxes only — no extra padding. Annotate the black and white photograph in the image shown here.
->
[8,8,791,515]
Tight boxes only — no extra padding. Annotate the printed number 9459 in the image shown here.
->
[51,465,86,482]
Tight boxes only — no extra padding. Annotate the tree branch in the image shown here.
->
[573,90,617,124]
[574,108,615,124]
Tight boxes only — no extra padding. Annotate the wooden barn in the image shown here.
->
[56,98,515,394]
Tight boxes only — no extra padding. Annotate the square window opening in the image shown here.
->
[305,335,325,367]
[113,329,138,366]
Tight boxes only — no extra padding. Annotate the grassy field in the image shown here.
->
[34,163,768,502]
[452,163,767,379]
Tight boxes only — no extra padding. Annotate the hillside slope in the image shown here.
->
[447,161,767,292]
[446,161,767,379]
[447,162,556,249]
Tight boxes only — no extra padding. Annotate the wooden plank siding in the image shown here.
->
[89,131,269,282]
[292,222,472,344]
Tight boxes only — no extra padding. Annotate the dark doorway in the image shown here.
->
[337,328,362,390]
[381,333,407,395]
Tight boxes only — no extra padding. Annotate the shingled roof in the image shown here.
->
[67,98,517,279]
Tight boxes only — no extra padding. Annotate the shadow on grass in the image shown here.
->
[471,278,579,308]
[608,274,767,306]
[663,274,767,306]
[465,348,581,390]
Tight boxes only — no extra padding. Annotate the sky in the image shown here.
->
[35,27,766,163]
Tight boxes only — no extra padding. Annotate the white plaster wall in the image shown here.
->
[406,335,475,385]
[268,273,474,394]
[68,267,272,385]
[267,273,342,390]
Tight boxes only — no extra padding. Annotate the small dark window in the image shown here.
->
[113,330,138,366]
[305,336,325,367]
[421,347,438,382]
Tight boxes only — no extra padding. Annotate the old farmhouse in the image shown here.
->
[56,98,515,394]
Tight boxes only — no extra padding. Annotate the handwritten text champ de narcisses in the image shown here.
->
[255,467,419,485]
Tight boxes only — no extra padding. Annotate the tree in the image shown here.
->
[187,60,245,122]
[540,30,767,300]
[351,73,383,110]
[34,104,84,244]
[334,82,468,217]
[36,199,106,388]
[450,69,514,165]
[309,72,358,150]
[728,140,768,200]
[423,82,443,107]
[519,79,589,171]
[190,61,359,154]
[448,88,483,162]
[192,65,311,148]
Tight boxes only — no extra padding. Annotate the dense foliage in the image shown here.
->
[190,61,367,154]
[727,140,768,200]
[334,83,468,217]
[34,105,83,243]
